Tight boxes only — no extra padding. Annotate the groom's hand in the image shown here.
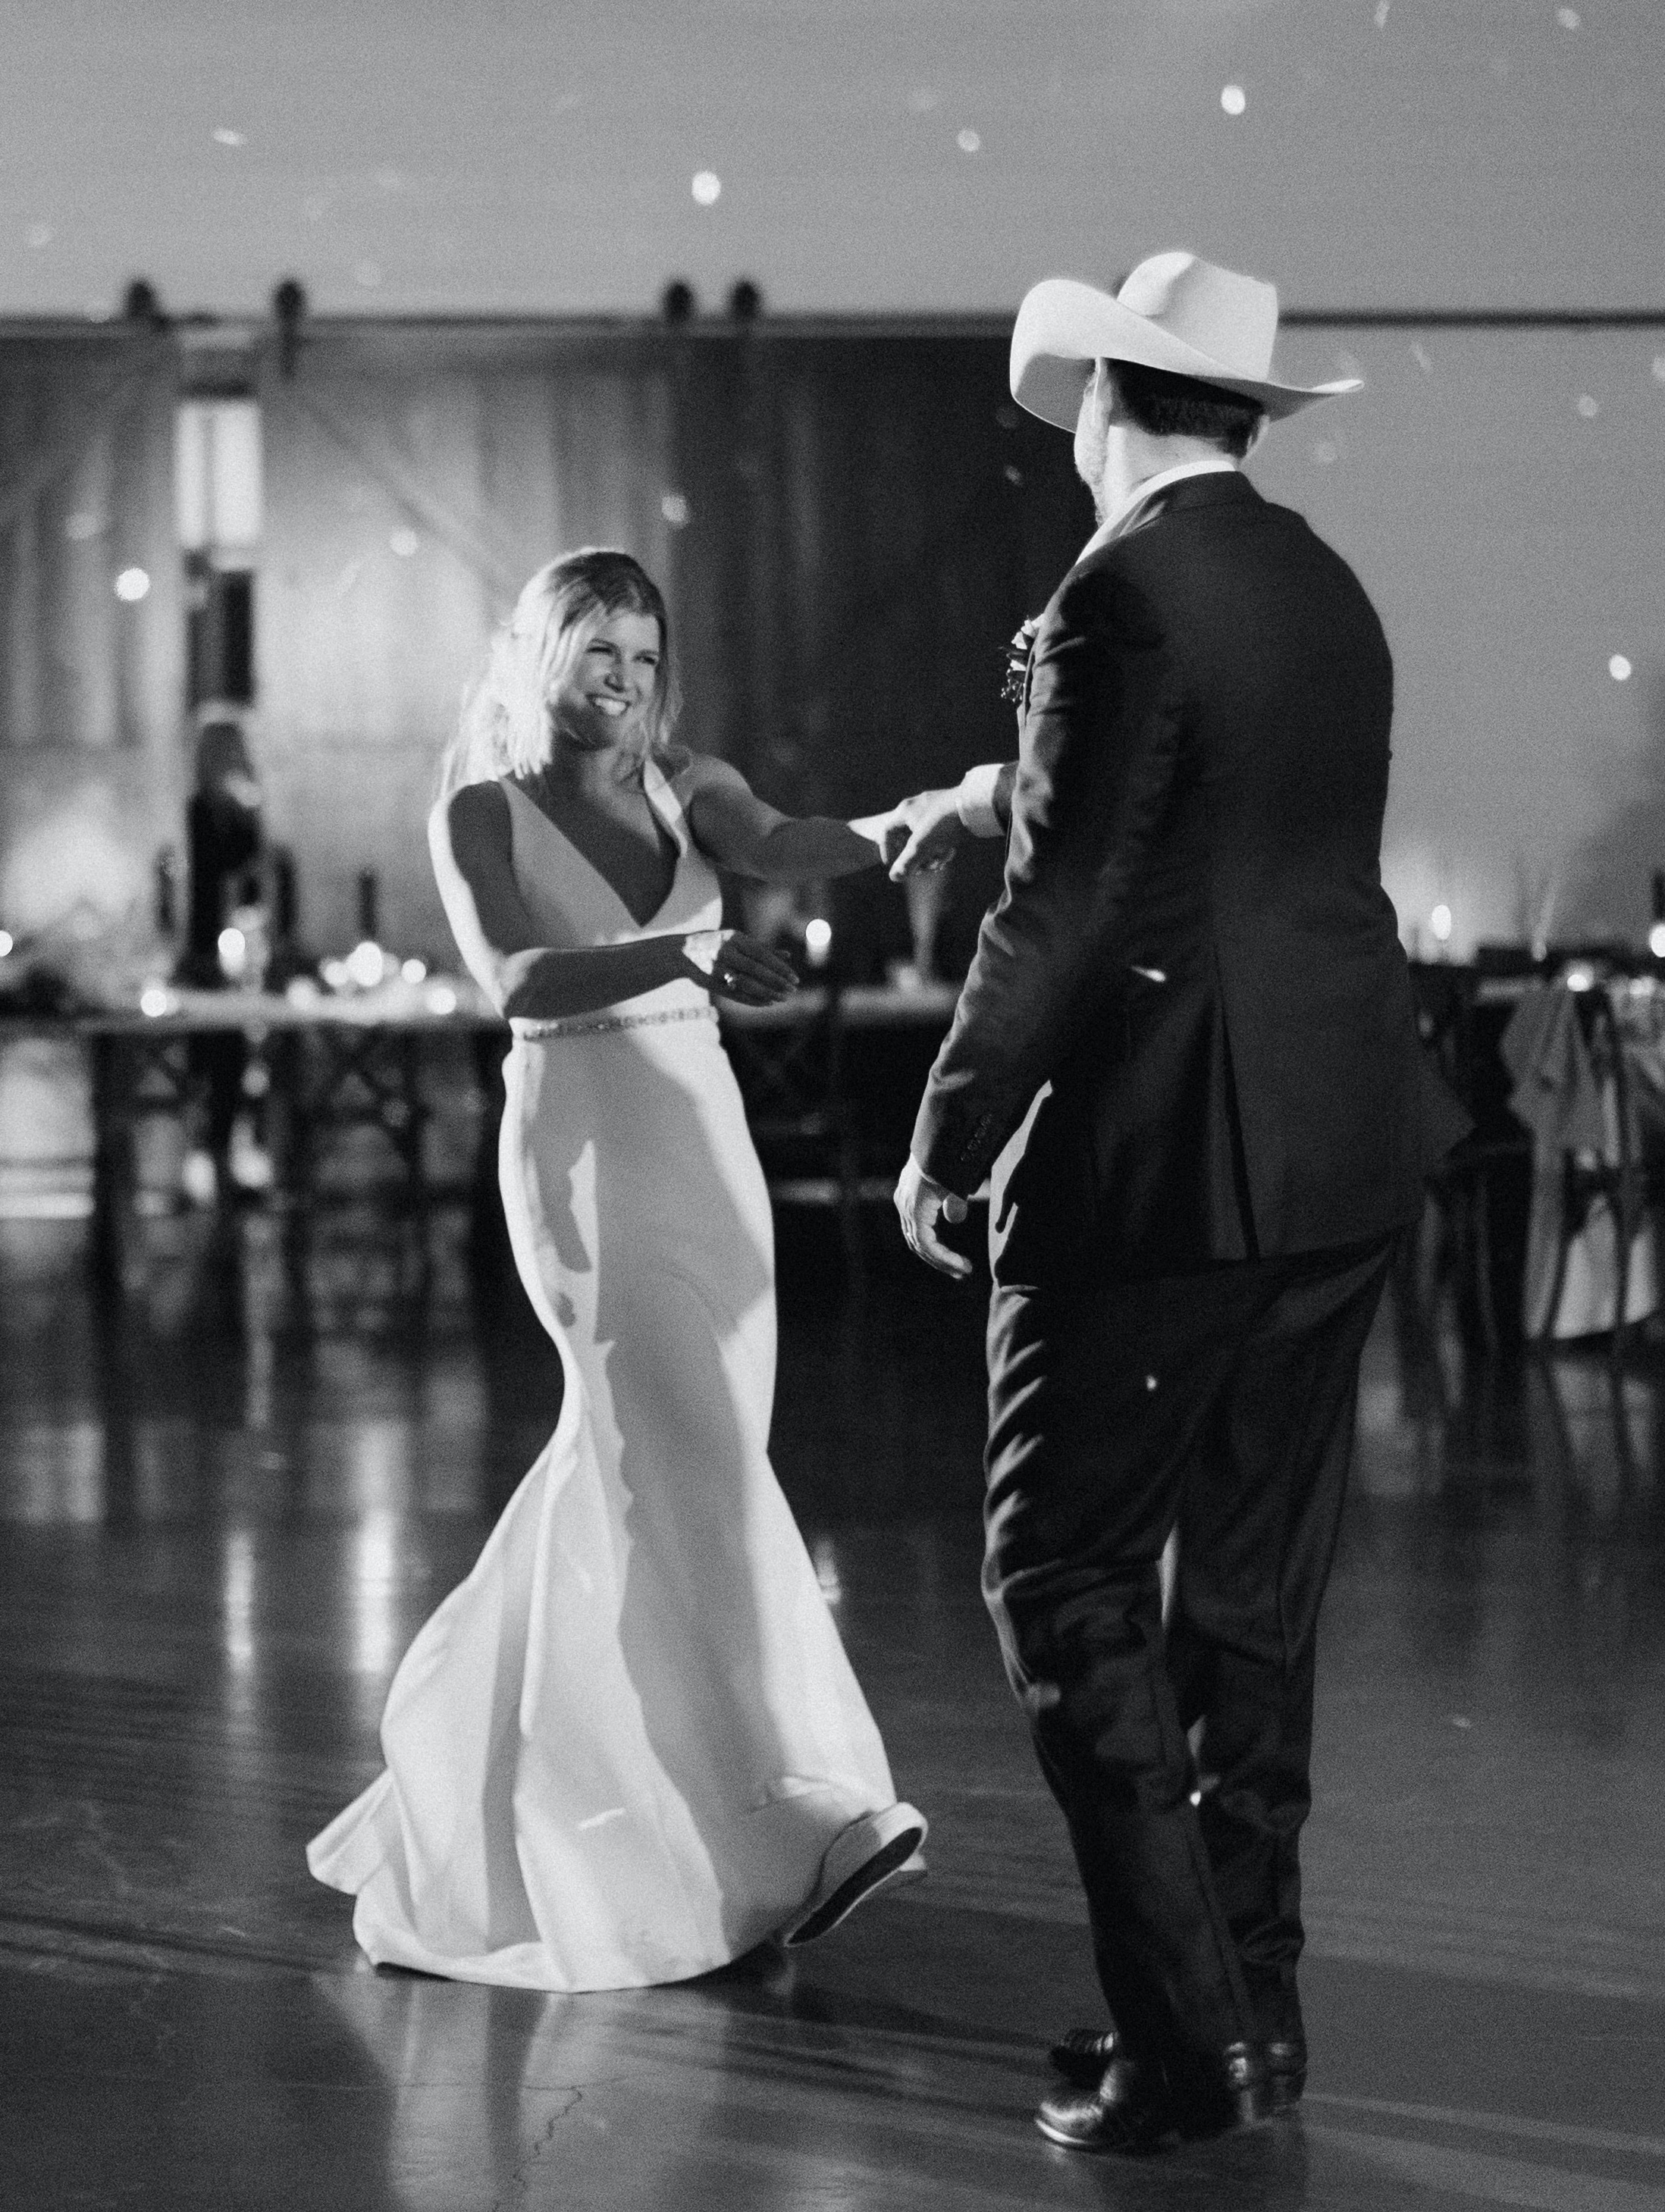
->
[895,1155,972,1280]
[879,788,969,882]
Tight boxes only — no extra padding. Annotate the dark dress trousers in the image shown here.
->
[911,470,1430,2073]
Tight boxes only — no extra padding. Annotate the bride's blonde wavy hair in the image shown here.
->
[443,548,685,794]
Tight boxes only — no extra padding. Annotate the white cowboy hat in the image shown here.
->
[1010,251,1360,427]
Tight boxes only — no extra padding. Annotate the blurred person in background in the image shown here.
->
[174,708,268,1204]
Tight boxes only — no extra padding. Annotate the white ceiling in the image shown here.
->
[2,0,1661,320]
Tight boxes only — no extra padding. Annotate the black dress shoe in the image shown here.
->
[1166,2040,1271,2138]
[1038,2044,1269,2154]
[1052,2023,1304,2110]
[1265,2035,1306,2111]
[1048,2026,1120,2086]
[1036,2057,1174,2154]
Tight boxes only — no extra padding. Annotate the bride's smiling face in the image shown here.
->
[547,609,663,760]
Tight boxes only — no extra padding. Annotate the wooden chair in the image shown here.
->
[1538,982,1658,1361]
[721,986,864,1286]
[1406,960,1530,1354]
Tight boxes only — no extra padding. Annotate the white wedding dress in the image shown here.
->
[307,763,912,1989]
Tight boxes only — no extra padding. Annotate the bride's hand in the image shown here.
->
[681,929,800,1006]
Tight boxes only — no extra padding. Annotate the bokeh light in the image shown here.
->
[2,797,143,931]
[1221,84,1246,115]
[0,930,15,959]
[660,491,691,528]
[1650,923,1665,960]
[114,567,150,602]
[1576,393,1600,418]
[957,127,981,152]
[804,916,833,965]
[389,527,419,558]
[1609,655,1633,681]
[212,127,246,147]
[1429,904,1453,945]
[217,925,247,980]
[139,982,171,1017]
[400,957,427,985]
[691,171,722,206]
[346,938,388,989]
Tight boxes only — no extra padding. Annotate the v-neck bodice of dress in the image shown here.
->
[499,765,722,1034]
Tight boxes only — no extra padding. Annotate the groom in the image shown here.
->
[889,253,1436,2151]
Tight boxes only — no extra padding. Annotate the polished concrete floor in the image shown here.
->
[2,1201,1663,2209]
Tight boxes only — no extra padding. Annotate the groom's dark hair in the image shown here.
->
[1106,359,1266,459]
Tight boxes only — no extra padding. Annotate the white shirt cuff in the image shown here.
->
[955,763,1005,838]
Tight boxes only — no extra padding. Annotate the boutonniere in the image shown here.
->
[1000,616,1041,708]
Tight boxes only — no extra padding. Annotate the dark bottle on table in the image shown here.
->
[154,845,178,942]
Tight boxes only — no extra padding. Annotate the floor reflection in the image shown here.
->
[2,1210,1663,2207]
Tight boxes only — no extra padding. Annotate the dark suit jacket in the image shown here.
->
[912,470,1430,1283]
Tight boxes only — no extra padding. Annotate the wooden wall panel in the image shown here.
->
[0,321,1086,969]
[0,334,184,940]
[0,336,182,754]
[0,321,1083,972]
[677,334,1088,976]
[257,332,676,956]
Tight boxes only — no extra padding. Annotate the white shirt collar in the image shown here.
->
[1079,456,1240,562]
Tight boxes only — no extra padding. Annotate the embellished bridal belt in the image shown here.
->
[514,1003,718,1042]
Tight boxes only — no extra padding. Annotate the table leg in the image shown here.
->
[468,1031,507,1292]
[87,1034,132,1301]
[400,1031,432,1299]
[399,1033,427,1213]
[279,1029,315,1321]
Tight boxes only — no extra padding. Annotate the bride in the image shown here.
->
[307,547,926,1989]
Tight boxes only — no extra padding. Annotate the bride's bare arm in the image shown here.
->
[682,755,887,884]
[428,784,796,1017]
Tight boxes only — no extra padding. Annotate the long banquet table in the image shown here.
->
[69,982,506,1281]
[13,973,968,1283]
